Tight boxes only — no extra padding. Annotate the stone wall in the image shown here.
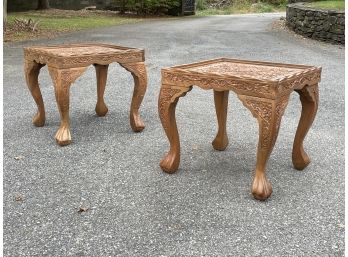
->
[286,3,345,44]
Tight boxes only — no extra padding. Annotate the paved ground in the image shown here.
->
[3,13,344,256]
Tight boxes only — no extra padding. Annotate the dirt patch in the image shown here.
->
[4,29,63,42]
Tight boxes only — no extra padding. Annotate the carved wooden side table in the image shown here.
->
[158,58,321,200]
[24,43,147,146]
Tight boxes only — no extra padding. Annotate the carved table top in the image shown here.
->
[24,43,145,69]
[162,58,321,99]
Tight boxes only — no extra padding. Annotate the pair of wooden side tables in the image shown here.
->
[24,43,321,200]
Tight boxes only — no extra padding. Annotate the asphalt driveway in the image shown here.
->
[3,13,345,256]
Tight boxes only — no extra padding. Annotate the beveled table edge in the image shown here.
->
[160,58,322,99]
[23,42,144,52]
[23,43,145,69]
[162,57,321,82]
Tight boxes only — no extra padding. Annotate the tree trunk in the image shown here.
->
[37,0,50,10]
[3,0,7,27]
[120,0,126,14]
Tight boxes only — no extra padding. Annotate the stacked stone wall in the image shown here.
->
[286,3,344,44]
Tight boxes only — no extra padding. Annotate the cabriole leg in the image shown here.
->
[158,85,191,173]
[48,66,87,146]
[120,62,147,132]
[292,84,319,170]
[238,95,289,200]
[24,59,46,127]
[94,64,109,116]
[212,90,229,151]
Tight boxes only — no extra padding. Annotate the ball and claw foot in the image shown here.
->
[95,102,108,117]
[212,134,229,151]
[55,125,72,146]
[160,152,179,174]
[32,112,45,127]
[130,114,145,132]
[251,173,273,201]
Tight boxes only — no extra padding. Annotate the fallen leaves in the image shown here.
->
[15,194,24,202]
[78,206,89,213]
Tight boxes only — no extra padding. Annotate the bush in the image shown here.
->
[112,0,180,14]
[260,0,287,5]
[196,0,207,10]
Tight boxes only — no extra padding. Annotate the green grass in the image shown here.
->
[7,12,141,31]
[5,10,142,42]
[306,0,344,10]
[196,1,286,16]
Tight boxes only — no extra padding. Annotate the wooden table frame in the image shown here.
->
[24,43,147,146]
[158,58,321,200]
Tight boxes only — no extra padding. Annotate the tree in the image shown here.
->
[3,0,7,26]
[37,0,50,10]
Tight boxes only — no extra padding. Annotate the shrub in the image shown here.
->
[260,0,287,5]
[111,0,180,14]
[196,0,207,10]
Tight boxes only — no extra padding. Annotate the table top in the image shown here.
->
[165,58,320,82]
[162,58,321,98]
[24,43,145,68]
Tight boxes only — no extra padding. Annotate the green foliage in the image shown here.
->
[112,0,180,14]
[196,0,286,15]
[196,0,207,10]
[306,0,344,10]
[260,0,286,5]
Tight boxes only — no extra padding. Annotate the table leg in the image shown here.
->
[94,64,109,116]
[212,90,229,151]
[24,59,46,127]
[238,94,289,200]
[158,85,192,173]
[293,84,319,170]
[120,62,147,132]
[48,66,87,146]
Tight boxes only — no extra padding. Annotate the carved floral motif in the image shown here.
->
[120,62,147,79]
[24,44,147,146]
[238,95,290,149]
[273,95,290,146]
[24,45,144,68]
[275,95,290,131]
[163,72,273,95]
[282,72,321,91]
[238,96,273,149]
[24,60,36,76]
[297,84,319,103]
[158,86,191,131]
[61,68,88,87]
[188,61,302,80]
[163,60,321,98]
[48,67,87,90]
[158,58,321,200]
[41,46,123,56]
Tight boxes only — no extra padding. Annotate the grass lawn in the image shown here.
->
[306,0,344,10]
[196,1,287,15]
[4,9,143,42]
